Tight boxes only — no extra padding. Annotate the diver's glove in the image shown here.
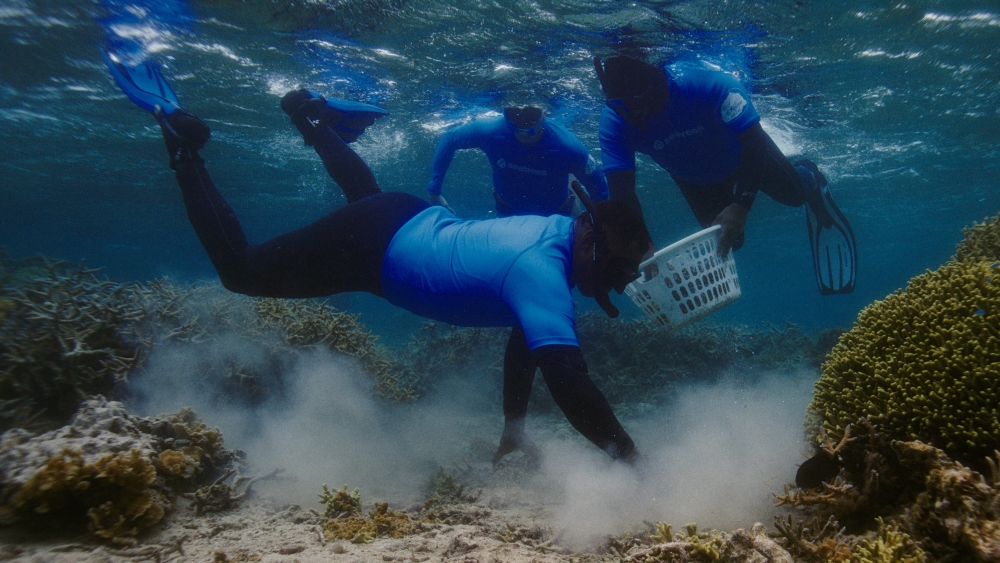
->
[155,107,211,170]
[281,89,343,146]
[795,159,834,229]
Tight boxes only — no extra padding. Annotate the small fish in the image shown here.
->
[974,309,986,316]
[795,451,841,489]
[993,262,1000,269]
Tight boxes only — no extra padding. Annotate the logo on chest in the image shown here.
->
[496,158,547,176]
[652,126,705,150]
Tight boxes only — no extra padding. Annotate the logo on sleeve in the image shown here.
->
[497,158,506,168]
[720,90,748,123]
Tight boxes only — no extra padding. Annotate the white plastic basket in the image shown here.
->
[625,225,741,330]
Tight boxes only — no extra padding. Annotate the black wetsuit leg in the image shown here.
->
[672,175,737,228]
[502,326,536,418]
[732,124,807,208]
[672,126,808,227]
[173,131,429,298]
[533,345,635,460]
[311,126,382,203]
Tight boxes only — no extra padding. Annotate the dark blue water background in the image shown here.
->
[2,0,999,343]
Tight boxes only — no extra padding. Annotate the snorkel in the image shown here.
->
[593,56,668,128]
[569,181,640,318]
[504,106,545,144]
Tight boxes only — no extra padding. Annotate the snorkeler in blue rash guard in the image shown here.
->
[105,61,651,464]
[426,106,610,465]
[593,56,857,295]
[426,107,608,217]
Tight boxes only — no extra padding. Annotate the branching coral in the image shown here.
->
[851,518,926,563]
[0,257,144,432]
[954,212,1000,263]
[806,258,1000,468]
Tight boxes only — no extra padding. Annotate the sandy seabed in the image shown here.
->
[0,452,646,563]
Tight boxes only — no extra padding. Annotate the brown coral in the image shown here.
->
[11,448,168,544]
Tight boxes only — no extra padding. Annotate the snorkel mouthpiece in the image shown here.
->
[569,180,621,318]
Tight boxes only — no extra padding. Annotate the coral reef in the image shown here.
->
[0,250,422,433]
[954,211,1000,263]
[394,314,829,416]
[776,436,1000,561]
[806,258,1000,468]
[127,279,416,404]
[0,397,240,544]
[0,256,144,432]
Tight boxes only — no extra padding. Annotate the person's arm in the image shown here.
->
[531,345,638,462]
[426,121,487,210]
[599,107,655,258]
[572,153,609,203]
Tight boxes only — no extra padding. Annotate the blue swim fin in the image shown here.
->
[807,184,858,295]
[102,49,181,116]
[321,95,388,119]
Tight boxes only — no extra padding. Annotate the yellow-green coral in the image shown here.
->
[806,258,1000,465]
[649,522,673,543]
[321,500,421,543]
[12,448,167,544]
[318,484,361,517]
[850,518,926,563]
[318,485,424,543]
[954,212,1000,263]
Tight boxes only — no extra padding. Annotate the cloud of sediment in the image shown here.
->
[129,340,501,508]
[130,331,814,542]
[539,371,814,548]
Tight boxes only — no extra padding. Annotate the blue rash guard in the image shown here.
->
[427,116,608,214]
[380,206,578,350]
[599,67,760,185]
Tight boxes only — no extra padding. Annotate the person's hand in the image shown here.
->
[712,203,749,258]
[428,193,455,213]
[492,419,541,468]
[641,240,658,281]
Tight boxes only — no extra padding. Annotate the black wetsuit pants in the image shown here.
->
[175,126,428,298]
[173,123,634,460]
[676,124,809,228]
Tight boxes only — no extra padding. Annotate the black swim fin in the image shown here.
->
[806,182,858,295]
[102,49,182,116]
[281,88,387,143]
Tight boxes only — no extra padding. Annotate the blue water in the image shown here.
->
[2,0,998,342]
